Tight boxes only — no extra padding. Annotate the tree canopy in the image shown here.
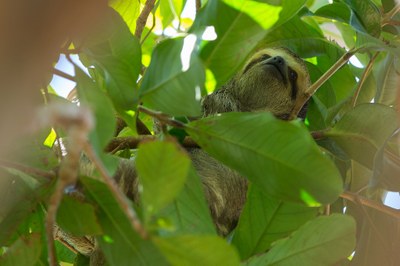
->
[0,0,400,265]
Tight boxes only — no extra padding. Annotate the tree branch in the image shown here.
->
[289,48,358,120]
[138,105,186,128]
[105,135,199,152]
[53,68,75,82]
[341,191,400,219]
[196,0,201,13]
[140,0,157,45]
[0,159,55,181]
[135,0,156,40]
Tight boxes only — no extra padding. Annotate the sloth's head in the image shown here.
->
[230,47,311,119]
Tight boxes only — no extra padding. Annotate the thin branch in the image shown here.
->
[105,135,199,152]
[140,0,158,45]
[138,105,186,128]
[0,160,55,181]
[61,48,81,55]
[384,3,400,21]
[47,179,66,266]
[135,0,156,40]
[53,69,75,82]
[310,130,327,140]
[196,0,201,13]
[83,142,148,239]
[341,191,400,219]
[351,52,380,107]
[289,48,358,120]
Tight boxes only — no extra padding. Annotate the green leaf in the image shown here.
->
[109,0,140,35]
[159,167,216,235]
[80,7,141,112]
[314,2,365,34]
[232,185,317,259]
[326,104,398,168]
[75,67,119,173]
[187,112,343,205]
[154,235,241,266]
[355,31,400,57]
[136,140,190,218]
[0,234,42,266]
[55,241,76,264]
[74,253,91,266]
[80,176,168,266]
[245,214,356,266]
[0,180,51,246]
[160,0,186,29]
[56,195,102,236]
[344,0,381,37]
[375,53,400,105]
[139,37,203,117]
[75,66,116,152]
[194,0,306,86]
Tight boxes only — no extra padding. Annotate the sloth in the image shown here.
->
[188,47,311,235]
[57,47,311,262]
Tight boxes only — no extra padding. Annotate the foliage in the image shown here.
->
[1,0,400,265]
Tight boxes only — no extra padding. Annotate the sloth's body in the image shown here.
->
[62,47,311,261]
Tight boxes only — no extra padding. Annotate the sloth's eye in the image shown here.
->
[289,69,298,81]
[261,54,271,60]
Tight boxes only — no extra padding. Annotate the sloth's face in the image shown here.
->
[234,48,310,118]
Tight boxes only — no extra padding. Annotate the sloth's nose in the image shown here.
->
[271,56,285,65]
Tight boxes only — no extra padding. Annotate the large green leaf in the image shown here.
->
[351,28,400,58]
[375,53,400,105]
[194,0,306,86]
[244,214,356,266]
[55,241,76,264]
[232,185,317,259]
[136,140,190,218]
[0,179,51,246]
[154,235,240,266]
[139,37,203,117]
[56,195,102,236]
[160,167,216,235]
[326,104,398,168]
[159,0,187,29]
[75,67,116,152]
[187,112,343,205]
[109,0,140,35]
[344,0,381,37]
[315,2,367,35]
[79,7,141,113]
[0,234,42,266]
[80,177,168,266]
